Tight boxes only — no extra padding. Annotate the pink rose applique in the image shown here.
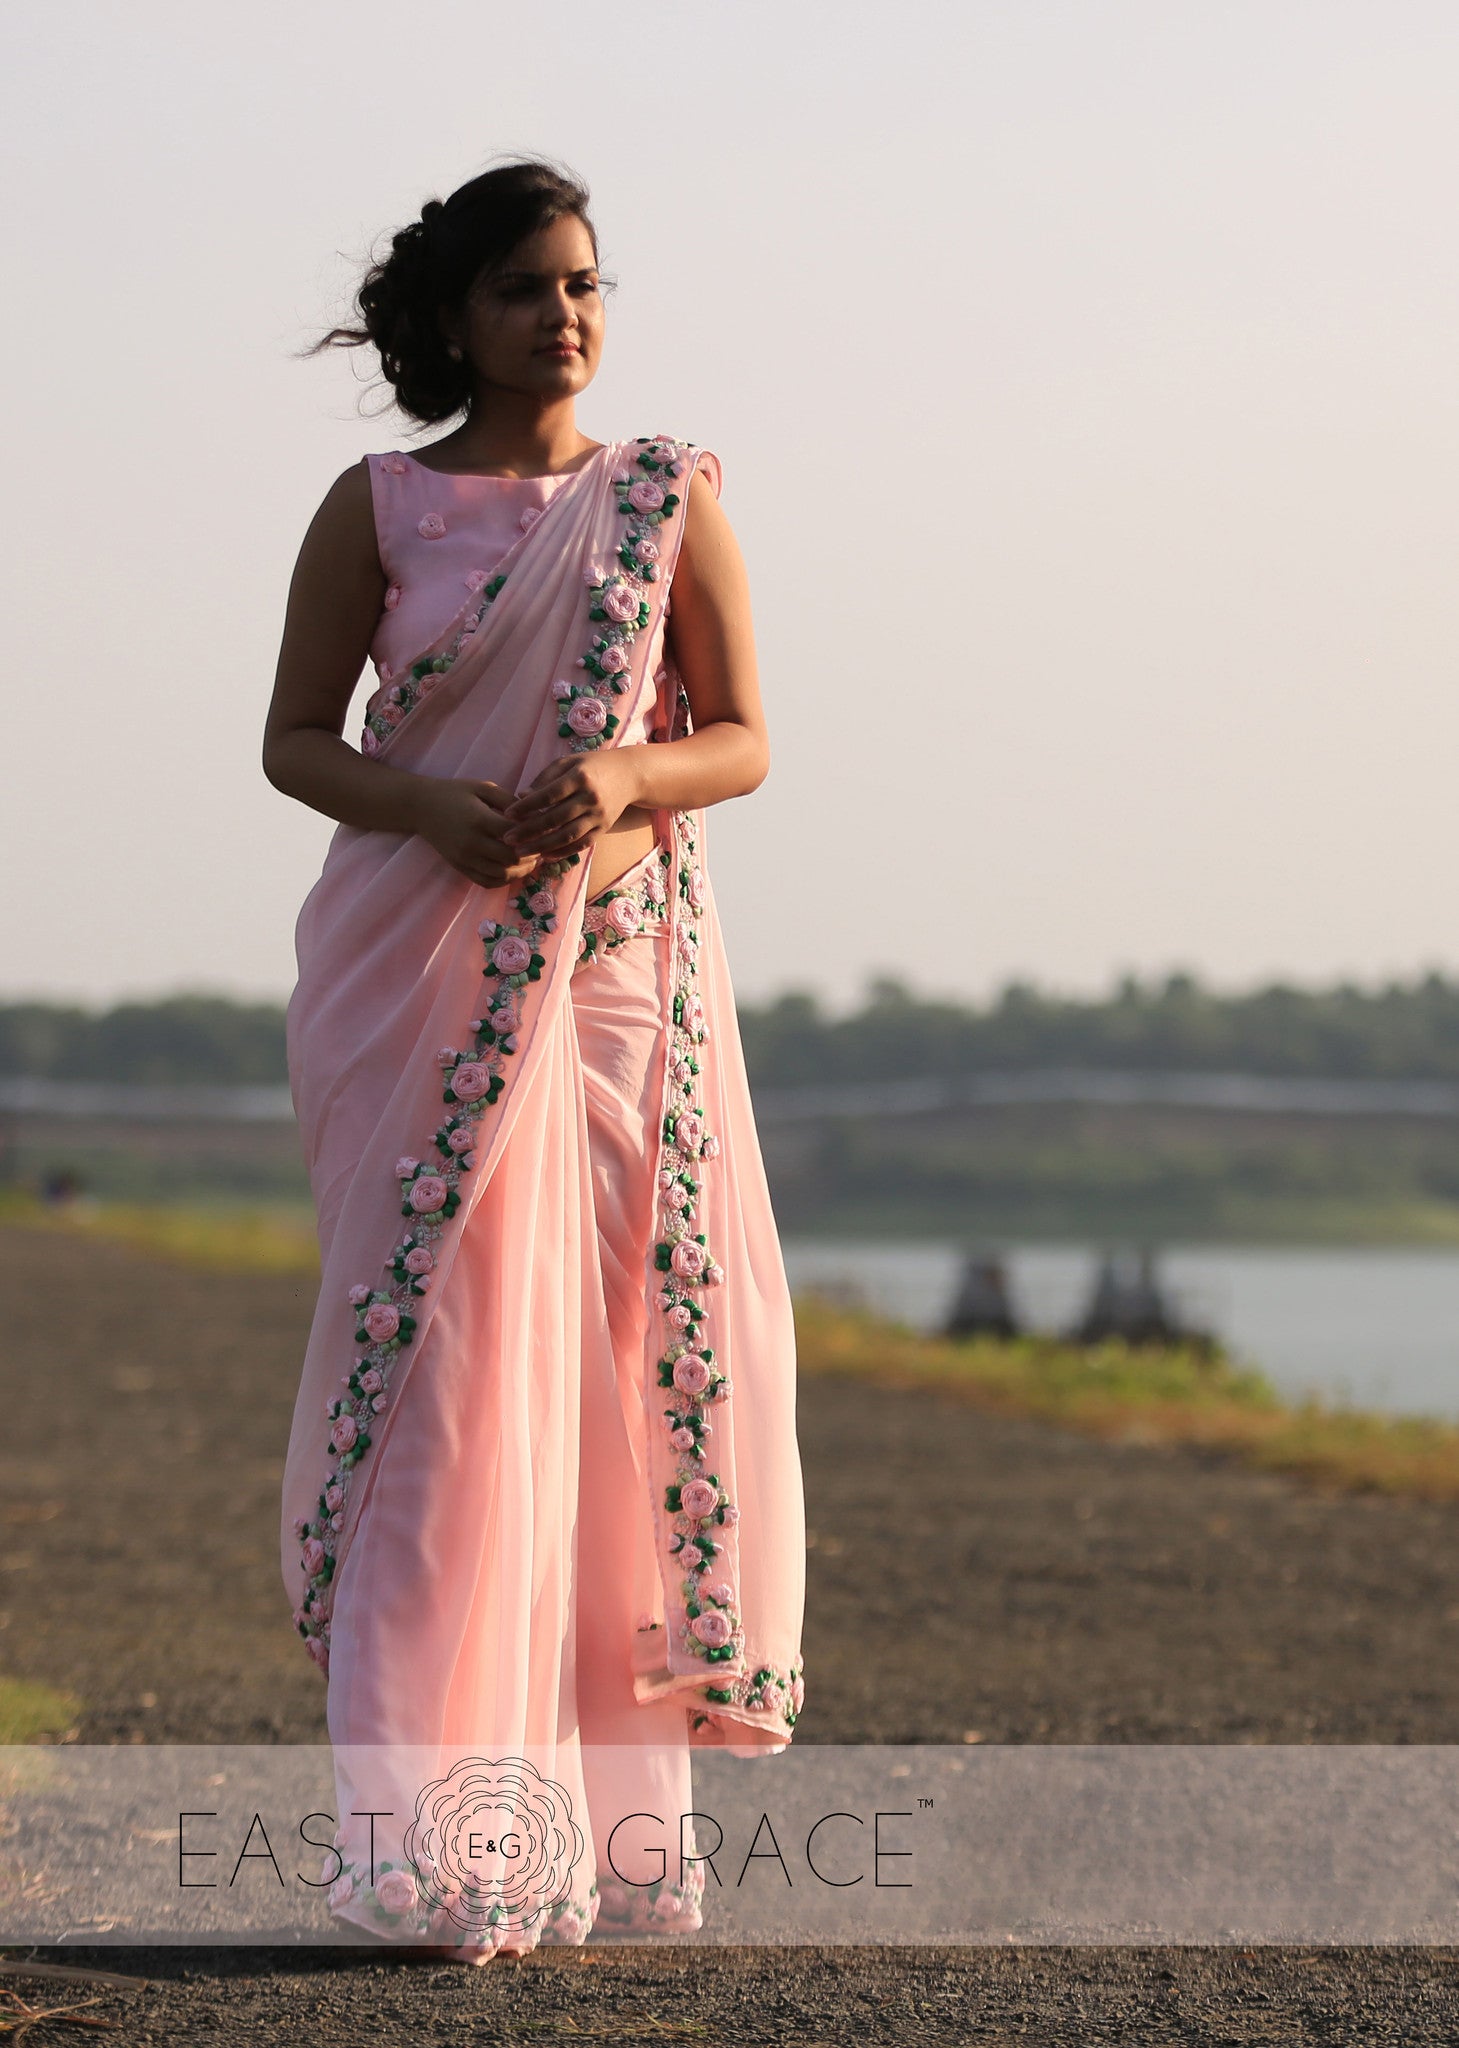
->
[447,1127,474,1154]
[686,867,706,908]
[301,1537,326,1576]
[670,1240,707,1279]
[408,1175,449,1214]
[463,568,487,591]
[518,505,542,532]
[347,1282,371,1306]
[490,933,533,975]
[329,1415,358,1455]
[673,1353,712,1396]
[382,455,407,475]
[669,1304,693,1329]
[527,888,556,917]
[606,896,642,937]
[679,1476,720,1520]
[566,696,608,737]
[395,1156,420,1178]
[448,1060,491,1101]
[361,727,380,756]
[417,513,447,540]
[383,583,402,610]
[628,479,666,513]
[307,1637,329,1669]
[676,1111,702,1152]
[599,642,629,674]
[375,1869,419,1917]
[690,1609,733,1649]
[602,582,638,623]
[362,1302,400,1342]
[325,1482,345,1511]
[404,1246,434,1274]
[671,1426,696,1450]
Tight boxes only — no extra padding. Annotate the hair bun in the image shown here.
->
[420,198,446,227]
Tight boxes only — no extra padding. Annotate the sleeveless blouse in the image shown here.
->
[363,450,659,752]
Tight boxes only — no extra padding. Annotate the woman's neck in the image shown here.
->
[427,402,601,481]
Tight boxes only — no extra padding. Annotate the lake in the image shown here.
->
[781,1240,1459,1424]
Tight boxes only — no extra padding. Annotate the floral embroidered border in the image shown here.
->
[575,846,670,968]
[326,1853,599,1952]
[360,563,508,754]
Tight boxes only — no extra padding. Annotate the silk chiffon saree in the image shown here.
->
[279,435,807,1947]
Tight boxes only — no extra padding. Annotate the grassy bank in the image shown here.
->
[792,1294,1459,1505]
[0,1187,318,1274]
[7,1190,1459,1505]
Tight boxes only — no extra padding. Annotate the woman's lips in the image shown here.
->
[537,345,579,357]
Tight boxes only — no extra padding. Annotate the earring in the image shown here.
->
[447,344,463,362]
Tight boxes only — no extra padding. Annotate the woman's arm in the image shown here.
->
[503,467,769,859]
[261,463,540,886]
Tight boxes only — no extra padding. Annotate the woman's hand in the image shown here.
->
[412,777,547,889]
[502,752,639,861]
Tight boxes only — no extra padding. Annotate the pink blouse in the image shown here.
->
[363,448,662,752]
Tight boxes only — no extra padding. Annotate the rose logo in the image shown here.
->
[403,1754,585,1939]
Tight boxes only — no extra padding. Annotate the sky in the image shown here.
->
[4,1,1457,1014]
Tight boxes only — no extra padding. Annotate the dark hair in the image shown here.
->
[301,155,613,426]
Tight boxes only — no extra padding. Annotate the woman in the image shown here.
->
[263,158,807,1959]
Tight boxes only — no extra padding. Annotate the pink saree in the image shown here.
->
[279,435,807,1949]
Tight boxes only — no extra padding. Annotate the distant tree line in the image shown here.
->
[2,970,1458,1088]
[0,995,289,1086]
[740,970,1459,1086]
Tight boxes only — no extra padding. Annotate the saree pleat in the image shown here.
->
[281,435,804,1948]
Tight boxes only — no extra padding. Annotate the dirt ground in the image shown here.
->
[5,1220,1459,2042]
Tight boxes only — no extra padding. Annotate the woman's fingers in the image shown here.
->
[506,763,575,813]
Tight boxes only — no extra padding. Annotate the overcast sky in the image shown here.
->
[4,1,1457,1013]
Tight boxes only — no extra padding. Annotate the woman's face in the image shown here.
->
[446,213,605,402]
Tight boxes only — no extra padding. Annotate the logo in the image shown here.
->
[402,1755,585,1939]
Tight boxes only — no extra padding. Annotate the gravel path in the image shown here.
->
[5,1222,1459,2042]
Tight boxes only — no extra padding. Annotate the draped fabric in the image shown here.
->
[278,435,806,1950]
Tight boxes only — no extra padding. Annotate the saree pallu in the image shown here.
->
[278,435,807,1949]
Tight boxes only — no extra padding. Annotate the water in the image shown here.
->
[782,1240,1459,1423]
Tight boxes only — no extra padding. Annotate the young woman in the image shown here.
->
[263,159,807,1959]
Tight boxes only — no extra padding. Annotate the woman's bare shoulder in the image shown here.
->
[295,456,381,579]
[675,463,742,588]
